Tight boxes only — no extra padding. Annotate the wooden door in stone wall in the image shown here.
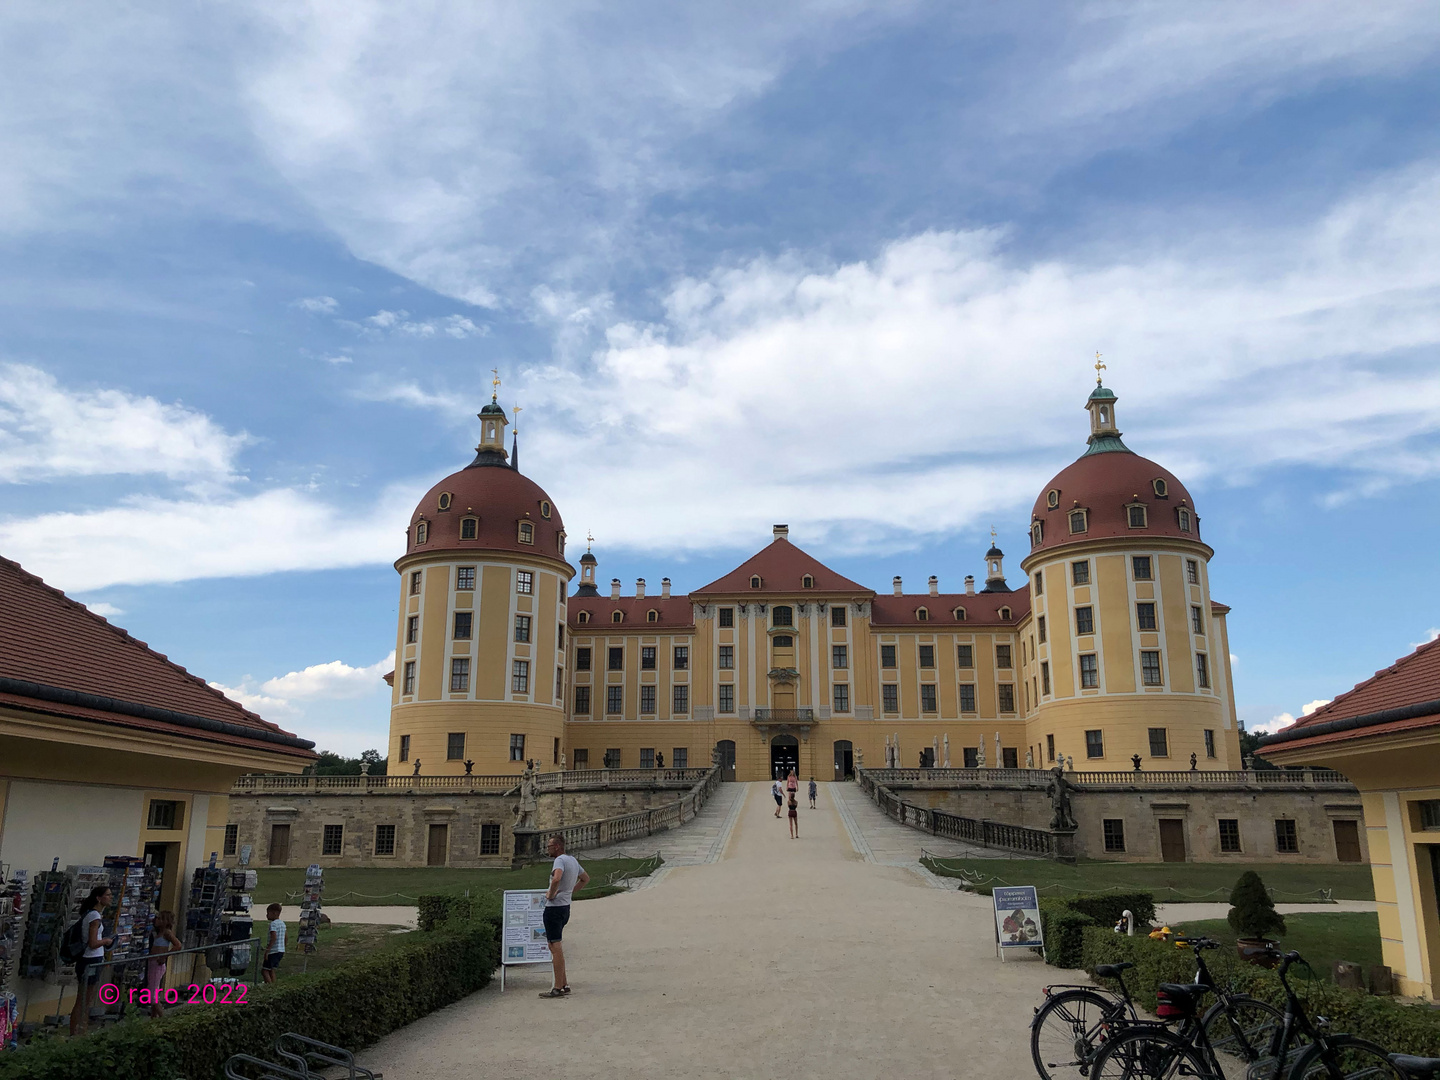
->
[1332,820,1362,863]
[269,824,290,866]
[427,823,449,866]
[1158,819,1186,862]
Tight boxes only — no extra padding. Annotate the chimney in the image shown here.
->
[610,578,621,599]
[964,575,976,596]
[773,524,789,540]
[636,577,646,599]
[661,577,671,598]
[928,575,939,596]
[892,575,903,596]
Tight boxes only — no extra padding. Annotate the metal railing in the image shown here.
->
[557,767,723,854]
[857,768,1055,857]
[861,766,1355,789]
[752,708,815,722]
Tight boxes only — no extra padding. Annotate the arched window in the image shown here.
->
[611,611,623,624]
[802,574,814,589]
[1152,479,1168,498]
[415,520,429,544]
[750,575,762,589]
[518,521,535,544]
[1046,489,1060,508]
[999,606,1011,620]
[1127,504,1148,528]
[540,500,552,519]
[647,609,659,623]
[558,531,566,555]
[916,607,929,621]
[772,606,793,627]
[437,492,453,511]
[954,607,966,621]
[578,611,591,624]
[772,635,794,648]
[1099,406,1109,425]
[459,516,478,540]
[1177,508,1191,533]
[1031,521,1043,546]
[1069,509,1087,534]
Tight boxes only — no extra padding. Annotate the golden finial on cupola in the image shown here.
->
[1094,351,1106,385]
[491,367,501,402]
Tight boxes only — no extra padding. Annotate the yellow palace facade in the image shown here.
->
[386,381,1242,782]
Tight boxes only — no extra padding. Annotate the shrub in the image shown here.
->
[0,920,499,1080]
[1038,891,1156,969]
[1228,870,1286,940]
[1082,929,1440,1056]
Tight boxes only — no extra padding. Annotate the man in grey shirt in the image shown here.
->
[539,833,589,999]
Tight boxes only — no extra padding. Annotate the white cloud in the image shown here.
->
[83,601,124,619]
[348,310,486,339]
[1229,653,1239,669]
[1253,713,1294,736]
[260,652,394,700]
[294,295,338,314]
[1300,699,1331,716]
[1412,628,1440,649]
[210,651,394,754]
[0,363,247,486]
[208,681,299,720]
[321,354,352,365]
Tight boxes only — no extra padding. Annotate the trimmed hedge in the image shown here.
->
[0,918,500,1080]
[1039,891,1157,969]
[1082,928,1440,1057]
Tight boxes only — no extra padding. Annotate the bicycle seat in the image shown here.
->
[1389,1056,1440,1080]
[1155,983,1206,1018]
[1095,963,1134,979]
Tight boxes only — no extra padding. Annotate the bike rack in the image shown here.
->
[224,1034,381,1080]
[223,1053,308,1080]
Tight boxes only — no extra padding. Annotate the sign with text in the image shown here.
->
[501,890,553,966]
[993,886,1044,949]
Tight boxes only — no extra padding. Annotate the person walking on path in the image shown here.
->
[70,885,113,1035]
[808,777,817,809]
[786,769,799,797]
[262,903,286,984]
[787,791,800,838]
[772,778,785,818]
[145,910,182,1018]
[540,833,589,999]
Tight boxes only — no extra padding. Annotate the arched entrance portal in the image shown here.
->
[770,735,799,779]
[715,740,736,782]
[833,739,853,780]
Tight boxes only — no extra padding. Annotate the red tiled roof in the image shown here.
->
[0,557,314,759]
[870,591,1030,627]
[691,538,871,595]
[1262,636,1440,754]
[1028,451,1205,557]
[405,461,569,567]
[568,595,695,630]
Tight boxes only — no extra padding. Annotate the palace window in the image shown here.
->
[402,661,416,695]
[833,683,850,712]
[999,606,1011,620]
[959,684,976,712]
[997,684,1015,712]
[1140,650,1163,686]
[606,686,623,714]
[224,824,239,856]
[916,607,929,621]
[1204,729,1216,758]
[406,615,418,644]
[1069,509,1088,534]
[323,825,344,856]
[558,623,565,647]
[640,747,655,769]
[719,645,734,669]
[410,570,422,595]
[517,570,533,594]
[1128,505,1148,528]
[1177,508,1191,533]
[1079,653,1098,689]
[831,605,847,627]
[1084,729,1104,759]
[1071,560,1090,586]
[399,734,410,761]
[957,644,973,668]
[750,575,762,589]
[718,685,735,713]
[647,609,659,623]
[604,748,621,769]
[148,800,182,830]
[574,686,591,714]
[450,658,470,692]
[772,635,794,648]
[510,734,526,761]
[1191,605,1204,633]
[540,500,552,519]
[1046,734,1055,762]
[720,607,735,627]
[573,749,589,769]
[611,611,623,623]
[1152,478,1168,497]
[1031,521,1043,545]
[556,667,563,701]
[480,823,501,855]
[673,686,689,714]
[608,647,624,670]
[447,732,465,760]
[453,612,472,639]
[920,684,937,712]
[673,748,688,768]
[1136,602,1156,631]
[918,645,935,669]
[1196,653,1211,689]
[996,644,1012,669]
[772,606,793,627]
[374,825,396,857]
[415,521,429,544]
[880,644,897,668]
[882,684,899,713]
[576,647,592,671]
[1033,571,1043,595]
[1047,489,1060,508]
[460,516,478,540]
[1037,615,1047,644]
[1132,556,1152,580]
[641,647,656,670]
[1041,661,1051,696]
[512,660,530,693]
[438,492,453,511]
[514,615,531,643]
[953,607,966,621]
[1275,819,1299,854]
[1103,820,1126,853]
[457,566,475,590]
[802,575,814,589]
[674,646,689,670]
[578,611,591,624]
[1186,559,1199,584]
[1148,727,1168,757]
[1075,606,1094,635]
[832,645,847,669]
[640,685,656,713]
[518,521,534,544]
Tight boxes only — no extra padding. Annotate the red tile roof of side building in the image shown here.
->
[691,537,871,595]
[568,595,696,629]
[0,557,315,759]
[1259,636,1440,755]
[870,591,1031,627]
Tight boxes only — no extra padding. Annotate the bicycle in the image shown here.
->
[1086,948,1400,1080]
[1389,1056,1440,1080]
[1030,936,1283,1080]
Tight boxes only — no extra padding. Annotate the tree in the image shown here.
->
[1238,728,1277,770]
[1227,870,1286,940]
[307,750,388,776]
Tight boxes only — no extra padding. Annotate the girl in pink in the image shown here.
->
[146,910,181,1017]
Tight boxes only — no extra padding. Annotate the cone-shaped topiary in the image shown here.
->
[1227,870,1287,940]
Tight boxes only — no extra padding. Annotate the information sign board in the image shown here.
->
[500,890,552,989]
[992,885,1043,958]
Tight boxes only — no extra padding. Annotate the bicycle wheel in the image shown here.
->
[1090,1026,1212,1080]
[1290,1035,1404,1080]
[1201,995,1283,1079]
[1031,988,1126,1080]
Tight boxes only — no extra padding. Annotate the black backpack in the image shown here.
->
[58,918,87,964]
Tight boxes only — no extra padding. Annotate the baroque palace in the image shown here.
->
[386,377,1243,784]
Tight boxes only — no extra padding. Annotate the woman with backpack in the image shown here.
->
[69,885,113,1036]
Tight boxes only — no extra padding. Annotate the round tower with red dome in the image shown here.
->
[1017,378,1241,772]
[388,391,573,780]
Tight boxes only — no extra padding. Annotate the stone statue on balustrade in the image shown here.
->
[942,733,950,768]
[975,739,985,768]
[1045,763,1077,831]
[463,759,474,775]
[994,731,1002,768]
[412,759,422,776]
[854,747,864,770]
[1025,747,1034,769]
[515,759,539,830]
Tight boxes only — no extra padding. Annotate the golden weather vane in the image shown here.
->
[990,525,998,544]
[513,403,522,430]
[1094,351,1106,385]
[586,530,594,553]
[491,367,501,401]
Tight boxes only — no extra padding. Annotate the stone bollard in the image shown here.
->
[1367,965,1393,995]
[1332,961,1363,991]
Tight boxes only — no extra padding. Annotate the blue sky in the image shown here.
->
[2,3,1439,754]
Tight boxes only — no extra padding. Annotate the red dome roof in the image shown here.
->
[403,462,569,564]
[1027,448,1201,558]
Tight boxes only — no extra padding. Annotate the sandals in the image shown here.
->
[538,988,566,998]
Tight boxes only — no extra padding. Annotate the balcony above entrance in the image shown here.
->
[751,708,817,737]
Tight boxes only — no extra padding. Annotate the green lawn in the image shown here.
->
[919,857,1375,902]
[267,921,419,978]
[252,856,661,907]
[1174,913,1383,977]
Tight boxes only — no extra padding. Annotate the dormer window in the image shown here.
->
[1127,504,1148,529]
[1069,509,1088,534]
[437,492,453,511]
[1152,479,1168,498]
[611,611,623,624]
[415,520,429,544]
[1046,489,1060,509]
[953,607,966,621]
[540,500,552,519]
[647,609,659,623]
[518,521,535,544]
[558,531,566,555]
[578,611,591,624]
[459,516,479,541]
[750,575,762,589]
[999,606,1011,620]
[1177,508,1191,533]
[802,575,814,589]
[916,607,929,621]
[1031,521,1043,546]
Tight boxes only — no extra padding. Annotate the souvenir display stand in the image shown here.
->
[0,865,26,1051]
[186,860,253,978]
[20,865,70,979]
[101,856,161,989]
[221,869,257,976]
[297,865,323,972]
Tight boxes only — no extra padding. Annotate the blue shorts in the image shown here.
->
[74,957,103,984]
[264,951,285,970]
[542,905,571,943]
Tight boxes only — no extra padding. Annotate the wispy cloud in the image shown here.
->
[210,651,394,753]
[341,310,486,339]
[293,295,339,314]
[83,601,124,619]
